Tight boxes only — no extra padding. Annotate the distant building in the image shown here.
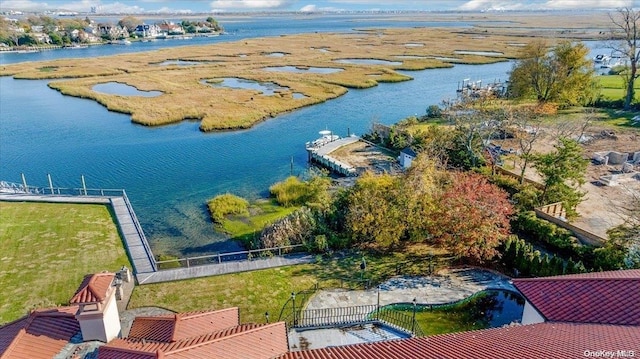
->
[134,24,161,38]
[398,147,417,169]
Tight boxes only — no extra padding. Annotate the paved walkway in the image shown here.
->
[137,253,315,284]
[306,267,515,310]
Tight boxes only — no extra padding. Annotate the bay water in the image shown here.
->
[0,15,513,256]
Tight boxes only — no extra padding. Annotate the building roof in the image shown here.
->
[513,269,640,325]
[279,322,640,359]
[99,322,289,359]
[0,306,80,359]
[127,307,240,342]
[69,272,115,304]
[400,147,417,157]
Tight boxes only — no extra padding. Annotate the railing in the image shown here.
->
[370,307,425,337]
[121,190,157,272]
[155,244,306,269]
[0,180,125,197]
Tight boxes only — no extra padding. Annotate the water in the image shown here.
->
[93,82,163,97]
[205,78,289,96]
[0,15,513,257]
[263,66,344,74]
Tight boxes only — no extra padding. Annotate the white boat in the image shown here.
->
[113,39,132,45]
[593,54,609,65]
[306,130,340,149]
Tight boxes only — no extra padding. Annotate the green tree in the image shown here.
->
[608,7,640,110]
[508,40,597,107]
[531,138,588,217]
[343,173,406,251]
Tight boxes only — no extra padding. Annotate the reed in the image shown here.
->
[0,15,611,132]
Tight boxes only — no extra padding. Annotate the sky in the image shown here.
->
[0,0,637,13]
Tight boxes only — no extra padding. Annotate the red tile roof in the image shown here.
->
[0,306,80,359]
[127,307,240,342]
[69,272,115,304]
[99,322,289,359]
[513,269,640,325]
[279,323,640,359]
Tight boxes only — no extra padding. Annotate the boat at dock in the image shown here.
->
[306,130,359,176]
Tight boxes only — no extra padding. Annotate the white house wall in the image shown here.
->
[521,300,545,325]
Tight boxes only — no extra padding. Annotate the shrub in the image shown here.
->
[425,104,443,119]
[258,208,316,248]
[513,211,580,256]
[207,193,249,223]
[269,176,330,207]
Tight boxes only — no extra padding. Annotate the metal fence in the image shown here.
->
[0,180,125,197]
[155,244,306,269]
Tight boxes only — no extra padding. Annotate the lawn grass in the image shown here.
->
[597,75,640,102]
[379,291,500,336]
[0,201,129,325]
[129,244,452,323]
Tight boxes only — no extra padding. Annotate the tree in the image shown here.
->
[608,7,640,110]
[531,138,588,217]
[428,172,514,263]
[118,16,141,32]
[508,40,598,107]
[343,173,406,251]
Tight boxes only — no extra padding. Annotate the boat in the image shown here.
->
[113,39,132,45]
[593,54,609,65]
[305,130,340,149]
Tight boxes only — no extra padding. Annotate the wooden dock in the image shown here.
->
[307,136,360,176]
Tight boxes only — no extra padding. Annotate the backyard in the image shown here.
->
[0,201,129,324]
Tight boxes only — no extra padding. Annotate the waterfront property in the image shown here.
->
[306,131,360,176]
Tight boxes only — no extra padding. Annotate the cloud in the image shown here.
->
[299,4,344,11]
[0,0,51,10]
[209,0,297,10]
[458,0,634,10]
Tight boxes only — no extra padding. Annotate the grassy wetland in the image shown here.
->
[0,11,615,132]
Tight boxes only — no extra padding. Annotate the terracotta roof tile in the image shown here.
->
[127,307,240,342]
[69,272,115,304]
[279,323,640,359]
[513,269,640,325]
[99,322,288,359]
[0,306,80,359]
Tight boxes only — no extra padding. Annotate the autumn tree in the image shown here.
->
[342,173,406,251]
[118,16,141,32]
[400,155,441,242]
[608,7,640,110]
[531,138,588,217]
[428,172,514,263]
[508,40,597,107]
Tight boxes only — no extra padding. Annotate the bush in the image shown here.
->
[425,104,443,119]
[207,193,249,223]
[269,176,331,207]
[258,208,316,248]
[512,211,580,256]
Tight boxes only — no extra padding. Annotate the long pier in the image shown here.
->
[307,136,360,176]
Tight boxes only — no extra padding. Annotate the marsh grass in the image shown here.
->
[0,201,129,325]
[1,28,529,131]
[219,199,299,245]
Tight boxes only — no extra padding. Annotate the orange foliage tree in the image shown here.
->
[429,172,514,263]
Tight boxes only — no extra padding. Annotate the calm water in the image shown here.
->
[0,15,513,256]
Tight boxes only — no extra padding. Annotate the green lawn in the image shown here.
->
[130,244,451,324]
[597,75,640,101]
[377,290,521,336]
[0,201,130,324]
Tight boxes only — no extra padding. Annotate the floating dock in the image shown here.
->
[306,131,359,176]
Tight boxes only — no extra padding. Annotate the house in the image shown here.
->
[513,269,640,325]
[278,269,640,358]
[0,270,125,358]
[0,270,289,359]
[98,307,289,358]
[398,147,417,169]
[96,23,129,39]
[134,24,161,38]
[158,21,184,35]
[70,272,122,342]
